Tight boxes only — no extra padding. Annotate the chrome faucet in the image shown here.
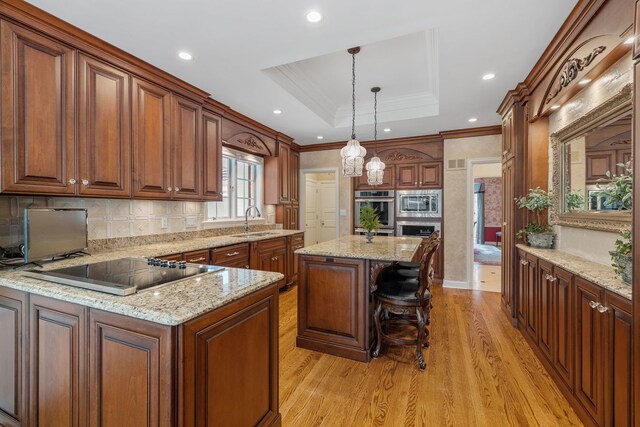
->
[244,205,261,233]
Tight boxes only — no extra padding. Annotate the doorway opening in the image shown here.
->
[300,169,339,246]
[468,159,502,292]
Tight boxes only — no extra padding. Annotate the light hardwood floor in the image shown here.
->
[279,284,583,426]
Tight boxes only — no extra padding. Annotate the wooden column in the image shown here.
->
[632,1,640,422]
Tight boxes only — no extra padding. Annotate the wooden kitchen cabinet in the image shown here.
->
[171,95,202,200]
[418,162,442,188]
[354,165,396,190]
[78,54,132,198]
[502,110,515,160]
[158,253,184,262]
[202,110,223,201]
[538,259,553,361]
[291,150,300,204]
[501,158,516,317]
[395,164,419,188]
[255,238,287,289]
[553,266,574,391]
[265,142,291,204]
[211,243,251,269]
[516,249,528,326]
[0,288,27,427]
[287,233,305,288]
[132,77,172,199]
[29,296,87,427]
[1,20,76,196]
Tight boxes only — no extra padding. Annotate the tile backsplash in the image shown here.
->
[0,196,276,248]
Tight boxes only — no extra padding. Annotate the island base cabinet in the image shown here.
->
[297,255,369,362]
[180,284,280,427]
[89,309,175,427]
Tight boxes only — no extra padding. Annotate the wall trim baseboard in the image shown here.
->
[442,280,470,290]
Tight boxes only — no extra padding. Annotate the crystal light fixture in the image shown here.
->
[341,47,366,177]
[366,87,385,186]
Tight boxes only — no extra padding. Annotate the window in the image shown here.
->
[208,148,263,220]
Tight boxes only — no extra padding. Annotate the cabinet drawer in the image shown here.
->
[184,250,209,264]
[159,253,184,262]
[291,233,304,246]
[258,237,287,253]
[210,244,250,267]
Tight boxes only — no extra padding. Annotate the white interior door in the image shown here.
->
[304,179,318,246]
[318,180,337,243]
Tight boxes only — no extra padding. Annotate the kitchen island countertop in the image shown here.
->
[295,235,423,262]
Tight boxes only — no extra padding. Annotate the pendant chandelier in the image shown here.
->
[341,47,366,177]
[366,87,385,186]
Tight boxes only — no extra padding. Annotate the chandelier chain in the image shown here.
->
[351,51,356,140]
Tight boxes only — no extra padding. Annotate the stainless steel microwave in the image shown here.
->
[396,189,442,218]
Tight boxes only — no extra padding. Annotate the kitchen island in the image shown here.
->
[295,235,422,362]
[0,231,294,427]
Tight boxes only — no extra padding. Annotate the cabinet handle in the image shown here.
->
[548,276,556,282]
[596,303,609,313]
[226,251,240,257]
[81,179,89,185]
[520,260,528,266]
[68,178,77,185]
[175,187,180,192]
[414,182,418,185]
[188,257,206,262]
[245,265,250,269]
[167,187,173,192]
[589,301,599,309]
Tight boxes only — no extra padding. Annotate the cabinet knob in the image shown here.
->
[175,187,180,192]
[68,178,76,185]
[81,179,89,185]
[167,187,173,192]
[520,260,528,266]
[548,276,556,282]
[596,303,609,313]
[245,265,250,269]
[589,301,599,309]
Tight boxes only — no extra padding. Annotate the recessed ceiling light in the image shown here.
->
[178,51,193,61]
[383,128,391,132]
[306,10,322,23]
[273,109,282,115]
[468,117,478,123]
[317,136,324,140]
[624,36,634,45]
[579,78,591,85]
[482,73,495,80]
[550,105,560,110]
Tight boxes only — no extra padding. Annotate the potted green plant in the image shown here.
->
[515,187,555,248]
[597,161,632,211]
[565,189,584,212]
[610,230,632,284]
[359,204,381,243]
[598,161,633,283]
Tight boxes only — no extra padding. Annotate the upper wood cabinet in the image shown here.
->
[78,54,131,197]
[395,164,418,188]
[1,20,76,195]
[395,162,442,189]
[502,110,515,160]
[291,150,300,204]
[202,110,223,201]
[171,94,202,200]
[354,165,395,190]
[132,77,172,199]
[278,143,291,203]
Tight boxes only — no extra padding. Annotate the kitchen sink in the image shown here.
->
[230,232,279,238]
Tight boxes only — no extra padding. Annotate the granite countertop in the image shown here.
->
[0,230,303,325]
[295,235,422,262]
[516,244,631,300]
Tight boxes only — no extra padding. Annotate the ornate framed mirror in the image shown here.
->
[550,83,632,232]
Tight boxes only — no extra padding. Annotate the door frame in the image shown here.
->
[300,168,340,242]
[466,157,502,288]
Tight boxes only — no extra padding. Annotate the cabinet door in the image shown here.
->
[78,54,131,197]
[278,143,291,203]
[172,95,202,200]
[395,164,418,189]
[516,249,528,325]
[132,78,171,199]
[501,159,514,316]
[1,21,76,195]
[29,296,87,427]
[272,247,287,287]
[538,260,553,361]
[603,292,632,427]
[158,253,184,262]
[585,150,616,184]
[202,110,223,201]
[502,110,514,160]
[259,250,274,273]
[0,288,27,427]
[553,266,574,391]
[418,162,442,188]
[291,205,300,230]
[290,150,300,204]
[283,205,293,230]
[525,254,539,342]
[89,310,174,427]
[574,277,604,426]
[354,165,395,190]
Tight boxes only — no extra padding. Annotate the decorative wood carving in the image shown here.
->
[237,135,261,150]
[373,147,439,164]
[549,83,632,232]
[384,151,423,162]
[223,131,273,157]
[545,46,606,104]
[369,261,392,293]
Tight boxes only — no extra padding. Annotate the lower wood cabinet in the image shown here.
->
[287,233,304,288]
[513,250,633,427]
[296,255,369,361]
[0,283,281,427]
[210,243,251,269]
[183,249,209,264]
[252,238,287,289]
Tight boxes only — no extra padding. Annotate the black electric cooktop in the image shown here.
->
[23,257,224,296]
